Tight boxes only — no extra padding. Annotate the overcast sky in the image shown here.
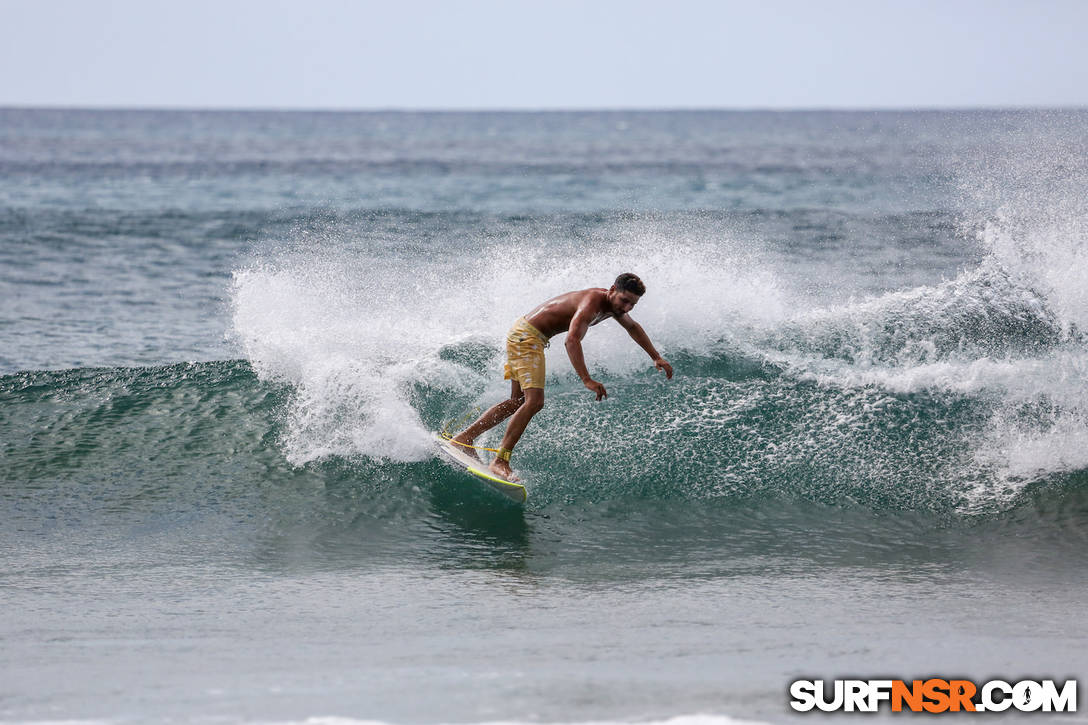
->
[3,0,1086,110]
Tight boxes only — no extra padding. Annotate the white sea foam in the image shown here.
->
[0,716,769,725]
[254,717,771,725]
[946,154,1088,505]
[231,226,786,466]
[767,137,1088,509]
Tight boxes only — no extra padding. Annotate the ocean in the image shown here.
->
[1,108,1086,724]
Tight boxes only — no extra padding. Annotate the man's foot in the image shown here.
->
[449,433,480,461]
[489,457,520,482]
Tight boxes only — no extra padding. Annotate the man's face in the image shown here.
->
[609,286,641,315]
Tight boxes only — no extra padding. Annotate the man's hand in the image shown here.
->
[584,378,608,401]
[654,358,674,379]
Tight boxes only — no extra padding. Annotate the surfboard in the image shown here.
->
[433,434,527,504]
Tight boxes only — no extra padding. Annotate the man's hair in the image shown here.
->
[614,272,646,296]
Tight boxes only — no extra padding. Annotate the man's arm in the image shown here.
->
[615,314,674,379]
[565,302,609,400]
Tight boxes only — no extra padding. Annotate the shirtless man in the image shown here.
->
[451,272,673,481]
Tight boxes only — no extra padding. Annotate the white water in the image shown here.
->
[231,227,787,466]
[2,716,768,725]
[232,161,1088,512]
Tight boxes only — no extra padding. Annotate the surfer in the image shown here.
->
[451,272,673,481]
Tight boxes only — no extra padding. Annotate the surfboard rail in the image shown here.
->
[433,434,528,503]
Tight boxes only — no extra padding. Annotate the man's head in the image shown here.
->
[608,272,645,315]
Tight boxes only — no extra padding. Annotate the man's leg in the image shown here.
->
[489,387,543,480]
[452,381,524,459]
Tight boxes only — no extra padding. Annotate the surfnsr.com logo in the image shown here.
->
[789,679,1077,713]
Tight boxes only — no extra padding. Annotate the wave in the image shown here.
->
[219,201,1087,515]
[6,183,1087,518]
[2,312,1084,520]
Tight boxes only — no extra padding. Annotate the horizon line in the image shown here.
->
[2,103,1086,114]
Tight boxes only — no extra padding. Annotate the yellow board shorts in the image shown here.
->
[503,317,549,390]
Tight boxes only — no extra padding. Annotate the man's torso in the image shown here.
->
[523,289,612,339]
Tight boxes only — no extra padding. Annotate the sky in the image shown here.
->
[2,0,1086,110]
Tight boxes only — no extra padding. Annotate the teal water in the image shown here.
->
[1,109,1087,724]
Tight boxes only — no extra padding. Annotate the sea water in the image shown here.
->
[1,109,1086,724]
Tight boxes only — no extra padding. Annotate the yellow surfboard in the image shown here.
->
[434,434,528,504]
